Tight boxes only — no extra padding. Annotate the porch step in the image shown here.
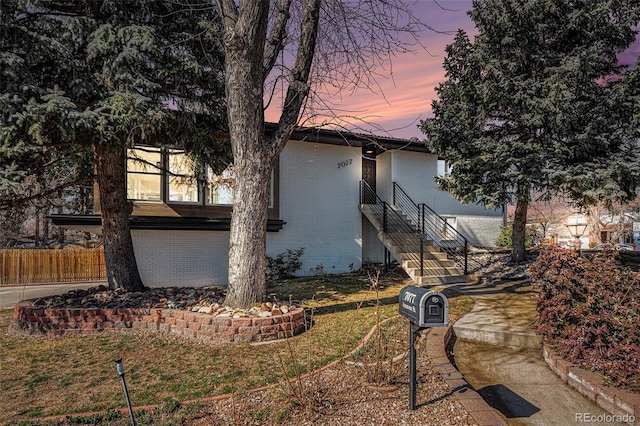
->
[359,202,470,286]
[393,249,449,262]
[402,258,456,269]
[417,274,472,285]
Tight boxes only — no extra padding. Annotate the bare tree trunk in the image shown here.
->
[221,1,272,308]
[79,183,92,247]
[94,144,145,292]
[42,205,50,247]
[217,0,319,307]
[57,201,65,247]
[226,160,272,307]
[511,184,529,263]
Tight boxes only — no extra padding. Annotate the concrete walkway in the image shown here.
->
[0,282,102,309]
[445,279,626,426]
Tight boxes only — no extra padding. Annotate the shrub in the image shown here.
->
[266,248,305,281]
[496,224,538,248]
[530,247,640,389]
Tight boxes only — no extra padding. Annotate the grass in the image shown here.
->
[0,269,474,425]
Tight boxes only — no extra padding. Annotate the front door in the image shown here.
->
[362,147,376,203]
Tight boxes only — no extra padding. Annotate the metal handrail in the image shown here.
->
[360,181,425,277]
[393,183,469,275]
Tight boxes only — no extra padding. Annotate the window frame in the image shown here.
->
[166,149,202,205]
[126,147,164,202]
[125,146,279,219]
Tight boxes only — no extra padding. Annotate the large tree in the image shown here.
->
[0,0,228,290]
[214,0,426,307]
[422,0,640,263]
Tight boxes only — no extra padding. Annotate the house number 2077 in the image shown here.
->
[338,159,353,169]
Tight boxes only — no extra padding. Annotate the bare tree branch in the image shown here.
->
[263,0,293,79]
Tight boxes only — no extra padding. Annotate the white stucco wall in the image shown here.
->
[268,140,364,275]
[132,229,229,287]
[456,215,504,248]
[376,150,503,248]
[130,141,504,288]
[362,216,385,264]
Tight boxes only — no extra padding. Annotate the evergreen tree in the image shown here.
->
[422,0,640,262]
[0,0,228,290]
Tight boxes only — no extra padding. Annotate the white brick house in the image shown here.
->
[53,126,503,287]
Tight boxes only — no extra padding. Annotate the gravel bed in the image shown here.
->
[181,330,476,425]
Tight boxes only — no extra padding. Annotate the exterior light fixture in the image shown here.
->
[566,214,588,254]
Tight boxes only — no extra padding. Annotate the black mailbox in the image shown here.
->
[399,285,448,328]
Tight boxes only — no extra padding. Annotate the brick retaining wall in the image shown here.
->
[543,344,639,425]
[11,303,307,343]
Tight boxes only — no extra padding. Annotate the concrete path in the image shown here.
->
[0,282,103,309]
[444,279,625,426]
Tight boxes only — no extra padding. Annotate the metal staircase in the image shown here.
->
[359,180,471,285]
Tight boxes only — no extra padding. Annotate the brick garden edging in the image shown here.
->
[543,343,640,426]
[11,302,306,343]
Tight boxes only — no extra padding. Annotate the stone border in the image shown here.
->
[543,343,640,426]
[424,326,507,426]
[11,302,306,343]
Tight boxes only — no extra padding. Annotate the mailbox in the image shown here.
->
[399,285,448,328]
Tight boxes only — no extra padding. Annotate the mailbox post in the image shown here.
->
[398,285,448,410]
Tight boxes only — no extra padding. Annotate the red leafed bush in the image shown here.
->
[530,247,640,389]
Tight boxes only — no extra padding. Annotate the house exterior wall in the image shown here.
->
[268,140,364,275]
[455,215,504,248]
[375,152,393,203]
[129,139,503,288]
[131,229,229,287]
[378,150,503,248]
[362,216,385,264]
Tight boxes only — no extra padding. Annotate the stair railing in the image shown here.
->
[393,182,469,275]
[360,180,425,277]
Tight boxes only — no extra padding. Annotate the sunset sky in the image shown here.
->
[323,0,476,140]
[267,0,640,141]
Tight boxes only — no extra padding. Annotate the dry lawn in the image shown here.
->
[0,269,474,425]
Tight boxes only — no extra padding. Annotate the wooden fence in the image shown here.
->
[0,248,106,285]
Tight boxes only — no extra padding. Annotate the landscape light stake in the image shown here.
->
[114,358,136,426]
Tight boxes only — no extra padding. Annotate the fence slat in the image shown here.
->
[0,248,106,285]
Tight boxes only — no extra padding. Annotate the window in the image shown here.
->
[168,150,200,203]
[205,165,274,207]
[126,146,276,210]
[127,148,162,201]
[206,165,234,205]
[441,216,457,240]
[437,159,452,177]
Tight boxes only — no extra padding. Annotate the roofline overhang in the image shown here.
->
[277,124,432,153]
[49,215,285,234]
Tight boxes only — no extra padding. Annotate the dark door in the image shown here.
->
[362,147,376,203]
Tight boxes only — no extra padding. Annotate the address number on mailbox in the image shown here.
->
[398,285,448,328]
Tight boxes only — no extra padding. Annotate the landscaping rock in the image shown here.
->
[23,285,298,318]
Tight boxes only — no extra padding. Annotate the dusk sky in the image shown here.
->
[267,0,640,141]
[326,0,476,140]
